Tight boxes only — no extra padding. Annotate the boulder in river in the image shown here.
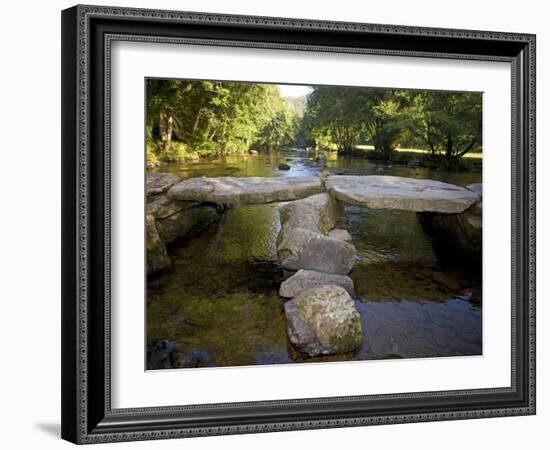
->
[278,162,291,170]
[326,175,478,213]
[279,269,355,298]
[279,192,339,234]
[147,172,181,197]
[146,214,171,275]
[277,227,356,275]
[284,285,362,357]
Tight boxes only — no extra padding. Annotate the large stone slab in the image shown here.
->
[147,172,181,197]
[279,269,355,298]
[285,285,362,357]
[326,175,478,213]
[167,176,323,204]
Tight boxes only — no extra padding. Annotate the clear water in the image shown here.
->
[147,148,482,368]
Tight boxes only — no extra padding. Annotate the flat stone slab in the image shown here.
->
[326,175,478,214]
[168,176,323,204]
[147,172,181,197]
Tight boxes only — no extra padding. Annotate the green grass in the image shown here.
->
[354,145,483,159]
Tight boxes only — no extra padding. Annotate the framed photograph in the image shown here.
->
[61,4,536,444]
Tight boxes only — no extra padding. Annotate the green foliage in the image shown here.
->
[146,79,300,160]
[146,78,482,170]
[303,86,481,168]
[303,87,363,153]
[403,91,482,169]
[159,142,189,162]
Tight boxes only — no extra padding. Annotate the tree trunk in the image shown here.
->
[159,110,174,151]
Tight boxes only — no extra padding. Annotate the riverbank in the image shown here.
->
[147,144,482,172]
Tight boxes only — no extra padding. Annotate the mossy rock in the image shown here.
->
[284,285,362,356]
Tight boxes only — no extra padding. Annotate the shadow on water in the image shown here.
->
[147,149,482,369]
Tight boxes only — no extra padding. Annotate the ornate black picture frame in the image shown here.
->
[61,4,536,444]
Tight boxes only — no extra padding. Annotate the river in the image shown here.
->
[147,148,482,368]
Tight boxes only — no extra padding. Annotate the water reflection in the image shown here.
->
[147,149,482,369]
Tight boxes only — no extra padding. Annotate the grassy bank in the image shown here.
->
[350,145,482,171]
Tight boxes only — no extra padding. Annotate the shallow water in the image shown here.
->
[147,148,482,368]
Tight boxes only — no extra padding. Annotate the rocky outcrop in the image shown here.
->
[147,172,181,197]
[279,269,354,298]
[326,175,478,213]
[167,176,323,204]
[284,285,362,357]
[146,214,171,275]
[147,196,219,245]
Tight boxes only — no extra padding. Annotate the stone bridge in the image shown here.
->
[163,174,479,214]
[147,172,482,358]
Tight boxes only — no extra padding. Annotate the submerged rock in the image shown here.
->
[326,175,478,213]
[279,269,354,298]
[285,285,362,356]
[146,214,171,275]
[277,227,356,275]
[147,172,181,197]
[279,192,339,234]
[278,163,291,170]
[167,176,323,204]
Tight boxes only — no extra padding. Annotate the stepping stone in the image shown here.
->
[326,175,478,213]
[168,176,323,204]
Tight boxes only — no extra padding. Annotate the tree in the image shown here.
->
[304,87,363,153]
[357,89,407,161]
[406,91,482,169]
[146,79,300,160]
